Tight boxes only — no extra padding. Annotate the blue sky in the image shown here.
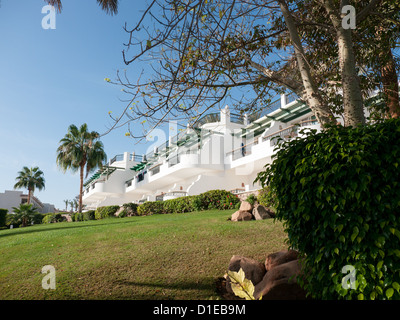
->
[0,0,159,209]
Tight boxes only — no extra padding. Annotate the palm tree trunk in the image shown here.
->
[28,188,32,205]
[79,164,84,213]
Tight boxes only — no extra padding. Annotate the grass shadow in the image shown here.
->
[0,219,139,239]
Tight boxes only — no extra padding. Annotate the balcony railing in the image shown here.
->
[167,154,180,167]
[226,137,260,161]
[164,191,187,197]
[149,163,161,176]
[130,154,145,162]
[230,113,245,125]
[227,119,318,160]
[193,113,220,128]
[110,154,124,165]
[247,98,282,123]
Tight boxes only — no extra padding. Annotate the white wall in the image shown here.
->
[0,190,23,213]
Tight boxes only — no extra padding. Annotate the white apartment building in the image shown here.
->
[0,190,55,214]
[82,93,327,209]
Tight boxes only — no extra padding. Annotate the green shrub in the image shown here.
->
[137,201,165,216]
[83,210,96,221]
[74,212,84,222]
[256,119,400,300]
[194,190,239,210]
[6,214,21,228]
[257,186,277,210]
[32,213,45,224]
[136,190,239,215]
[95,206,120,220]
[121,203,139,217]
[42,213,67,224]
[0,209,7,228]
[42,214,54,224]
[163,196,196,213]
[245,194,257,206]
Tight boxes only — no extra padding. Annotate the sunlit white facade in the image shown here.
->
[82,93,330,209]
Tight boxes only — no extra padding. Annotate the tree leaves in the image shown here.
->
[256,118,400,299]
[227,268,257,300]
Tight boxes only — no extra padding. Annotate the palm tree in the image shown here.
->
[64,199,69,211]
[14,167,45,204]
[44,0,119,15]
[12,204,38,227]
[72,199,79,212]
[56,124,107,213]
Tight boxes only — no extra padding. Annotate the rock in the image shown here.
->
[239,201,253,212]
[252,204,274,220]
[231,210,253,221]
[61,214,72,222]
[114,206,125,217]
[265,250,299,271]
[254,260,307,300]
[226,255,266,294]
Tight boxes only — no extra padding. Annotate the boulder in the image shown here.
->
[252,204,274,220]
[265,250,299,271]
[114,206,125,217]
[254,260,307,300]
[226,255,266,294]
[231,210,253,221]
[239,201,253,212]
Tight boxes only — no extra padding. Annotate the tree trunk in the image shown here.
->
[278,0,335,127]
[323,0,365,127]
[336,28,365,126]
[27,188,32,205]
[79,164,84,213]
[380,48,400,118]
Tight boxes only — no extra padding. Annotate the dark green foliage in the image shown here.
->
[245,194,257,206]
[0,209,7,228]
[256,119,400,300]
[32,213,45,224]
[95,206,120,220]
[257,186,277,210]
[83,210,96,221]
[137,201,165,215]
[163,196,196,213]
[120,203,139,217]
[74,212,84,222]
[193,190,240,210]
[6,214,21,228]
[42,213,67,224]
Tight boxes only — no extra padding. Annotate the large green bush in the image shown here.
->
[137,201,165,215]
[163,196,196,213]
[95,206,120,220]
[256,119,400,300]
[0,209,7,228]
[119,203,139,218]
[136,190,239,215]
[193,189,240,210]
[42,213,67,224]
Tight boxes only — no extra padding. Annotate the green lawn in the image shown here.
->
[0,209,287,300]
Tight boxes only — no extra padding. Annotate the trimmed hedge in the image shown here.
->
[119,203,139,218]
[256,119,400,300]
[137,190,240,216]
[95,206,120,220]
[42,213,67,224]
